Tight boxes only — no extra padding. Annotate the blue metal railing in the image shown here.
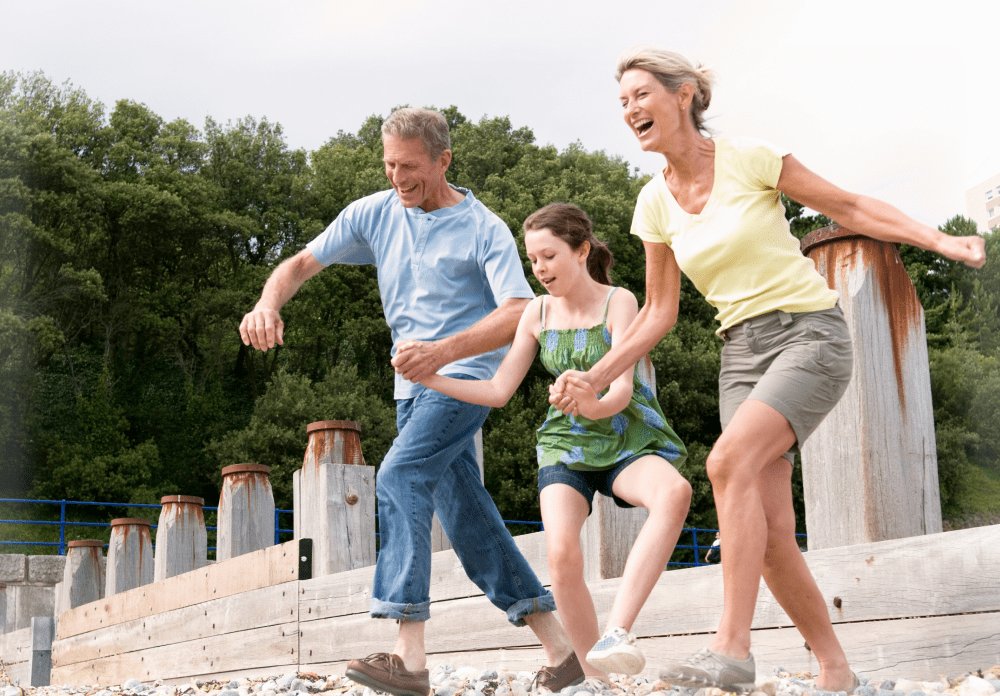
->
[0,498,294,555]
[1,498,804,569]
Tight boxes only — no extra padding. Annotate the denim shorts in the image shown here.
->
[719,305,853,463]
[537,454,649,514]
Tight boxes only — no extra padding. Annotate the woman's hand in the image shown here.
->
[938,233,987,269]
[561,376,604,420]
[550,370,589,416]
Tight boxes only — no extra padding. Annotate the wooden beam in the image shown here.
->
[50,622,299,685]
[297,531,549,622]
[53,583,297,666]
[56,539,310,640]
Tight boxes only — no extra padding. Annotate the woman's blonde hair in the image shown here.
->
[616,46,715,134]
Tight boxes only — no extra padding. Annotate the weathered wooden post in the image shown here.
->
[800,225,942,550]
[55,540,104,614]
[217,464,275,561]
[153,495,207,581]
[580,356,656,580]
[105,519,154,596]
[294,420,375,574]
[430,429,485,553]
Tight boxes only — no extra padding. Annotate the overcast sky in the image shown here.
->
[3,0,997,228]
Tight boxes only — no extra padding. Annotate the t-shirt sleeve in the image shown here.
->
[306,199,377,266]
[480,218,534,304]
[733,136,790,191]
[630,181,671,246]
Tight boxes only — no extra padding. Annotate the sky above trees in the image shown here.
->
[3,0,997,230]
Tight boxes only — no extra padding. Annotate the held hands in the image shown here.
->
[239,306,284,351]
[392,340,448,383]
[549,370,602,419]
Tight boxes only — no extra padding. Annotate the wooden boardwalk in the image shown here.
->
[46,525,1000,686]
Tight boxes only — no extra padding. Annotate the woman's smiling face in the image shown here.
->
[619,68,688,152]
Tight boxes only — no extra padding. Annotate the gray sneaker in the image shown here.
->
[658,648,756,693]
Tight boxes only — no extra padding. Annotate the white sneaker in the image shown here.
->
[586,627,645,675]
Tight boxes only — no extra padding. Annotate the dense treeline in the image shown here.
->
[2,72,998,545]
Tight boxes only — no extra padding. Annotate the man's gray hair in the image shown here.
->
[381,107,451,160]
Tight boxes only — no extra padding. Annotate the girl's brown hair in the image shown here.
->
[523,203,614,285]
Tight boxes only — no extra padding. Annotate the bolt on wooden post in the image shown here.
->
[217,464,275,561]
[293,420,375,575]
[105,519,154,596]
[154,495,207,581]
[55,540,104,614]
[800,225,943,550]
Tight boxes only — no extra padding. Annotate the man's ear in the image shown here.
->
[439,149,453,171]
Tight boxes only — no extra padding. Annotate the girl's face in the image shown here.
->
[524,227,589,296]
[619,68,688,153]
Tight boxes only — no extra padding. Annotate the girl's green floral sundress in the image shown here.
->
[536,287,687,471]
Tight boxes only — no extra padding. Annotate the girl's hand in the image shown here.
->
[562,376,603,420]
[549,381,579,417]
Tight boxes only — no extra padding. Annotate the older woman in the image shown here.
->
[552,46,985,693]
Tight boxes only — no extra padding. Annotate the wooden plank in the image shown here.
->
[596,524,1000,638]
[50,621,299,686]
[304,614,1000,685]
[57,539,306,640]
[300,597,565,663]
[53,583,297,667]
[634,612,1000,683]
[298,531,549,621]
[0,624,30,666]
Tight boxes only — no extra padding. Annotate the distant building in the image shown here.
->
[966,173,1000,233]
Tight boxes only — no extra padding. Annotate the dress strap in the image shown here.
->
[602,287,619,322]
[540,295,547,332]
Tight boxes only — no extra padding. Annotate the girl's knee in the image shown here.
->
[546,538,584,581]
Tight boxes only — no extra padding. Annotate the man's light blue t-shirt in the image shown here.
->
[306,186,534,400]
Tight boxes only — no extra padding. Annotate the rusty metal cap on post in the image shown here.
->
[159,495,205,505]
[221,463,271,477]
[800,224,865,256]
[67,540,105,548]
[109,518,152,527]
[306,420,361,433]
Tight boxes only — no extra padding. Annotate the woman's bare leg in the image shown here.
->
[757,458,853,691]
[704,399,853,689]
[540,484,609,681]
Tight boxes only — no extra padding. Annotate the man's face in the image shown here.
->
[383,135,450,211]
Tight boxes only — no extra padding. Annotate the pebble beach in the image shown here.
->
[4,663,1000,696]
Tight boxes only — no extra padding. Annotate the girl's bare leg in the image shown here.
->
[540,484,609,681]
[606,455,691,631]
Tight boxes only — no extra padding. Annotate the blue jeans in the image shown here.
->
[371,376,555,626]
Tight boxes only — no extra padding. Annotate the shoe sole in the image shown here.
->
[587,651,646,675]
[345,668,429,696]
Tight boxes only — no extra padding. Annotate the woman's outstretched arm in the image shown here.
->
[778,155,986,269]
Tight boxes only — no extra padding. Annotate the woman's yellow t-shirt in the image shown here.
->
[630,137,839,332]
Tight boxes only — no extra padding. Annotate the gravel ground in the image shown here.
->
[3,662,999,696]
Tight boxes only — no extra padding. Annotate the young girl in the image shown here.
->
[417,202,692,684]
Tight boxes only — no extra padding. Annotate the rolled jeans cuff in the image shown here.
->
[506,591,556,627]
[370,598,430,623]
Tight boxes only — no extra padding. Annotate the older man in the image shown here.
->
[239,108,580,696]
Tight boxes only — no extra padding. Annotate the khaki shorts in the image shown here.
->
[718,306,853,463]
